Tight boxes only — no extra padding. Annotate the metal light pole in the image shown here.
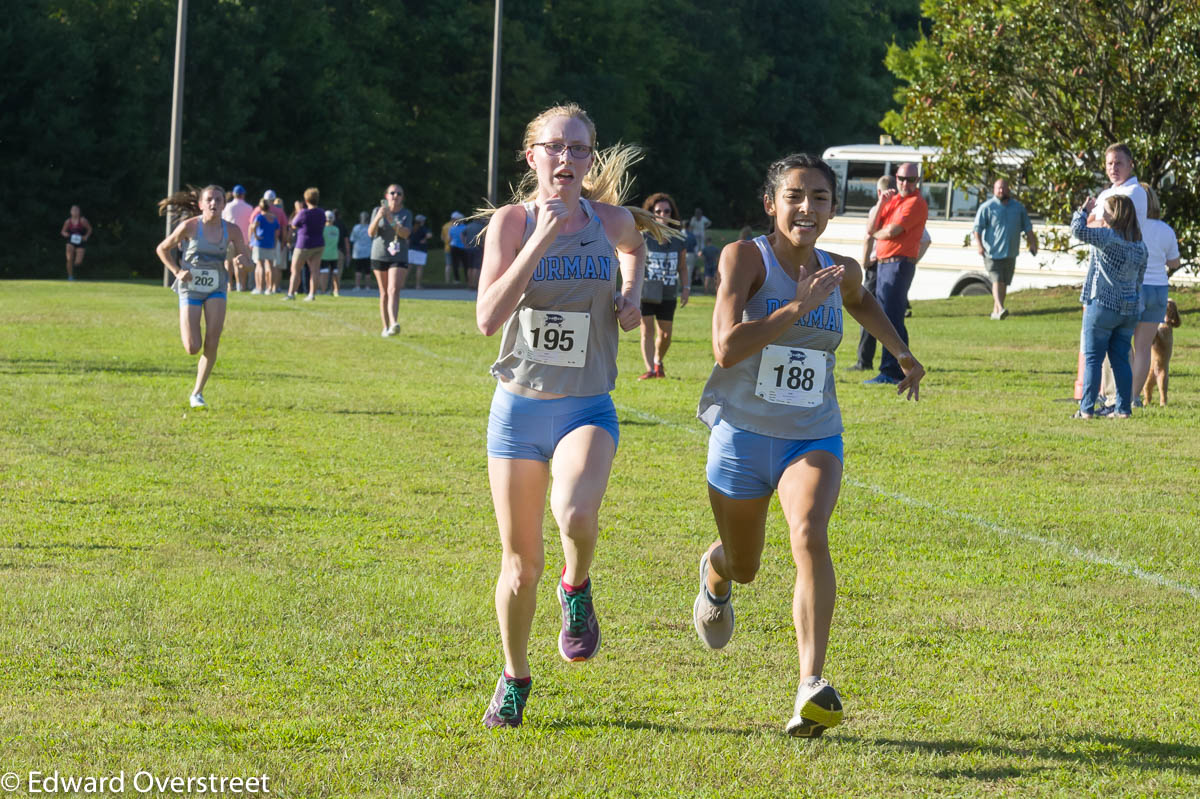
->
[164,0,187,286]
[486,0,503,205]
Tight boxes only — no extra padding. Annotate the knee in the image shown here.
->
[790,520,830,561]
[183,340,201,356]
[658,329,672,345]
[722,551,761,585]
[552,501,600,539]
[501,553,544,594]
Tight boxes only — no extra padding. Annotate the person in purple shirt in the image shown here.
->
[286,187,325,301]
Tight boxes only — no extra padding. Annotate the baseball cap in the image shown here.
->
[325,211,335,221]
[263,189,277,201]
[233,184,246,195]
[451,211,464,219]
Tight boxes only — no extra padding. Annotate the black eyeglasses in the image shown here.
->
[896,176,919,183]
[387,191,403,196]
[533,142,593,159]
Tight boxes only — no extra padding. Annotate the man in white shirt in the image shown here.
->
[688,207,712,250]
[222,184,256,291]
[1089,143,1147,231]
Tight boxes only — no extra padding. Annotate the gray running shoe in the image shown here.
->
[693,551,734,649]
[785,676,843,738]
[557,580,600,662]
[189,393,206,408]
[482,673,531,729]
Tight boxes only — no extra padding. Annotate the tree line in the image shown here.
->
[3,0,922,279]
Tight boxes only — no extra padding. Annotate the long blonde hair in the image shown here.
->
[472,103,680,244]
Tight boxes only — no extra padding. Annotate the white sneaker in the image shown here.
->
[785,676,843,738]
[381,328,394,337]
[251,288,262,295]
[304,295,315,302]
[189,393,206,408]
[389,322,401,335]
[692,551,734,649]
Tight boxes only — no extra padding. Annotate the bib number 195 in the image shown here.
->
[515,308,590,368]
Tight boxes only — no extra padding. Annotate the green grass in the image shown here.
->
[2,280,1199,798]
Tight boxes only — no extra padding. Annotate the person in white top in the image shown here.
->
[222,184,256,291]
[1131,184,1180,402]
[688,207,712,249]
[1089,144,1147,231]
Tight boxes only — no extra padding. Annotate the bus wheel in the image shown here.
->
[952,277,992,297]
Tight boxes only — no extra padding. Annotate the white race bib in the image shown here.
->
[187,267,220,295]
[69,234,82,245]
[514,309,590,368]
[755,345,827,407]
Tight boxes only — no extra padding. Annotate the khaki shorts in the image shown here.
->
[985,256,1016,285]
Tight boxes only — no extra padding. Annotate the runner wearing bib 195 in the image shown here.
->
[691,154,925,738]
[475,102,679,730]
[156,185,253,409]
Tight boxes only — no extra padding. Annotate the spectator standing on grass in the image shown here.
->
[1089,143,1148,231]
[474,102,675,730]
[351,211,373,290]
[156,185,253,408]
[333,209,350,290]
[320,211,341,297]
[222,185,255,291]
[850,176,895,371]
[249,198,281,295]
[60,205,92,281]
[286,188,325,302]
[1072,194,1147,419]
[448,211,468,284]
[1130,185,1180,404]
[689,206,712,250]
[691,153,923,738]
[702,240,721,294]
[251,191,289,294]
[637,192,688,379]
[408,214,430,289]
[863,162,927,385]
[463,215,485,290]
[684,226,699,287]
[973,179,1037,320]
[369,183,412,336]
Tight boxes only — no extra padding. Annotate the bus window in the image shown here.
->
[950,183,984,218]
[921,181,950,220]
[845,161,886,214]
[826,159,849,213]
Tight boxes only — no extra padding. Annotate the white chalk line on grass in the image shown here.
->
[315,324,1197,603]
[618,405,1200,602]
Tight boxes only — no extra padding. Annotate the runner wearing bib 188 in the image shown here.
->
[474,102,679,730]
[691,154,925,738]
[156,185,253,409]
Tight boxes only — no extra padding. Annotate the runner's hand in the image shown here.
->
[792,264,843,317]
[614,293,641,331]
[896,352,925,401]
[176,270,192,286]
[533,195,569,244]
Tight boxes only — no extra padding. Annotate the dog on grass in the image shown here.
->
[1143,298,1181,406]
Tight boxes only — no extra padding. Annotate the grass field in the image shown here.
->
[2,279,1199,798]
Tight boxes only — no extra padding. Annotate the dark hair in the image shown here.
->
[642,191,679,220]
[157,184,224,218]
[762,154,838,202]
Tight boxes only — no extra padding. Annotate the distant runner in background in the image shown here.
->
[60,205,92,281]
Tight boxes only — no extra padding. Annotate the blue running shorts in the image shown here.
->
[179,291,227,307]
[706,418,843,499]
[487,385,619,461]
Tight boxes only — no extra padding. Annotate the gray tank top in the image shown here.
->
[177,219,229,298]
[489,199,621,395]
[370,206,413,263]
[697,235,844,439]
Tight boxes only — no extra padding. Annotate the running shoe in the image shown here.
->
[638,369,657,381]
[785,676,844,738]
[558,578,600,662]
[251,288,262,295]
[304,295,315,302]
[692,551,734,649]
[283,294,295,301]
[389,322,401,335]
[482,673,532,729]
[189,393,206,408]
[862,374,900,385]
[654,363,665,378]
[381,328,394,338]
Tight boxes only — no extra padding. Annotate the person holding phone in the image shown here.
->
[368,184,412,336]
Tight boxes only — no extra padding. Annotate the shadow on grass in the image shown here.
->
[2,541,150,551]
[0,357,193,377]
[542,717,762,738]
[841,732,1200,776]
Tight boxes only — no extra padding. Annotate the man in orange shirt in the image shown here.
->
[864,162,928,384]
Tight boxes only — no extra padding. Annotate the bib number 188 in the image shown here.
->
[771,363,815,391]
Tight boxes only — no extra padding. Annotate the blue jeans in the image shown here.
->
[875,258,915,380]
[1080,302,1138,415]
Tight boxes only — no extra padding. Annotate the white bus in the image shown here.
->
[819,143,1198,300]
